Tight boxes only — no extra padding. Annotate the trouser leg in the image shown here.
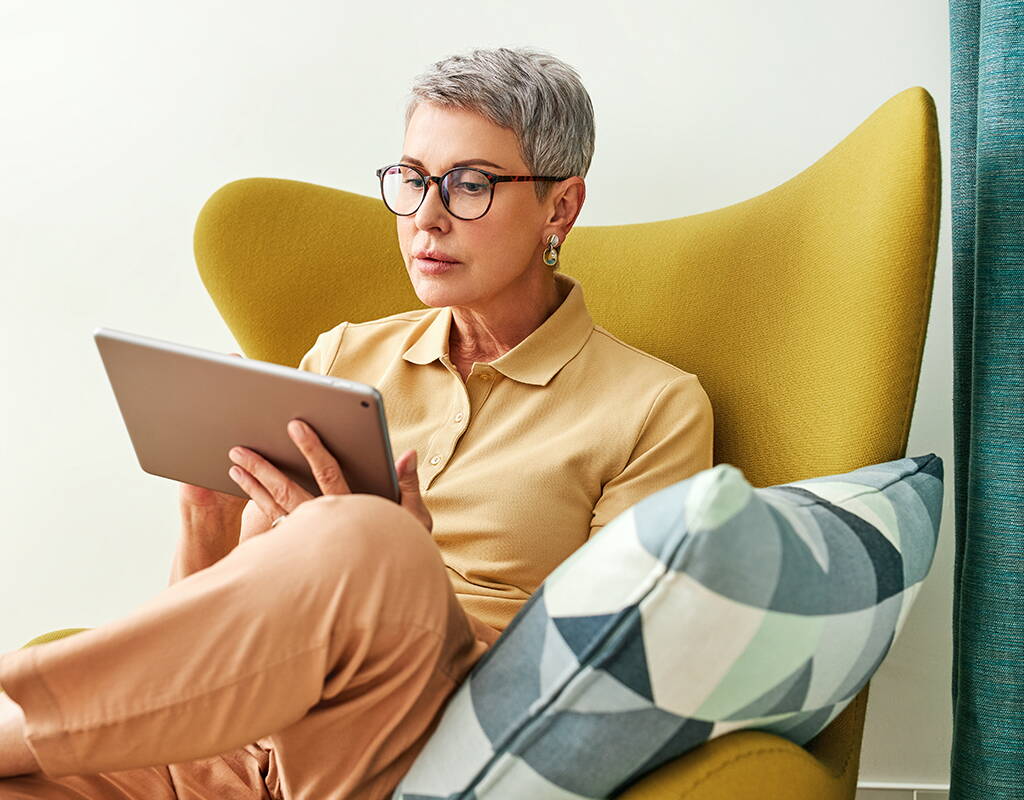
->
[0,494,497,799]
[0,748,269,800]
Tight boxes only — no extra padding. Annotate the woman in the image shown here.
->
[0,47,712,799]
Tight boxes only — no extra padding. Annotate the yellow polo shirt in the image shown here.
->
[297,271,713,633]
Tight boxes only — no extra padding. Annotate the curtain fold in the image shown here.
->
[949,0,1024,797]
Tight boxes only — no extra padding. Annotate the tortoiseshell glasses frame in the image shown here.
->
[375,163,570,221]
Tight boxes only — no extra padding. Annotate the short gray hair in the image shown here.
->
[405,47,595,200]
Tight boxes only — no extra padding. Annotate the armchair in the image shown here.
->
[16,85,940,799]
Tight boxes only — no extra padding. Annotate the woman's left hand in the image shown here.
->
[228,419,433,540]
[229,418,350,541]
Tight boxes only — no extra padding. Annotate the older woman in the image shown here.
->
[0,47,712,800]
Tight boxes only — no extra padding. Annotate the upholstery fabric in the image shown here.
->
[391,453,943,799]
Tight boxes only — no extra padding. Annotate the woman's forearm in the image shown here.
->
[0,692,39,777]
[168,534,234,585]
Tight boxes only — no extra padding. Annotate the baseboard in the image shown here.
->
[856,781,950,799]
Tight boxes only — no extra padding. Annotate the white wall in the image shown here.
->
[0,0,952,787]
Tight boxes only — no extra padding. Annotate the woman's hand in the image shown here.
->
[394,449,433,534]
[231,418,350,543]
[178,482,248,538]
[230,419,434,543]
[173,483,247,584]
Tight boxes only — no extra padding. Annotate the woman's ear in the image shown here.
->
[545,177,586,239]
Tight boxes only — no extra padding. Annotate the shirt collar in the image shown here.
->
[401,272,594,386]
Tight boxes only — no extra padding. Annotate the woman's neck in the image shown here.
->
[448,272,566,363]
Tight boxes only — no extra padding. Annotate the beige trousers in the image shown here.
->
[0,494,501,800]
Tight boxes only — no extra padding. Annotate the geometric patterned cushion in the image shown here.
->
[391,453,944,800]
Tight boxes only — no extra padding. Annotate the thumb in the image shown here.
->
[398,450,419,488]
[397,450,432,533]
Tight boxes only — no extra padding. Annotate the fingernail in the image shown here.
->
[410,451,417,470]
[289,420,303,437]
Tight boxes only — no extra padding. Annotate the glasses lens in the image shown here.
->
[380,165,425,215]
[442,168,492,219]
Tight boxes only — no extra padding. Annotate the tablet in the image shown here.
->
[94,327,400,503]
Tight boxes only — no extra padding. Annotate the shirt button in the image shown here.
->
[480,373,491,381]
[453,412,464,423]
[429,455,441,465]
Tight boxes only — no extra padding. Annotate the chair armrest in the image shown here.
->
[21,629,91,649]
[0,629,91,697]
[616,731,847,800]
[616,684,869,800]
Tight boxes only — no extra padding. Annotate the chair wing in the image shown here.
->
[564,86,940,488]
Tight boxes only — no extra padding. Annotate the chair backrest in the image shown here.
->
[195,86,939,492]
[193,86,940,787]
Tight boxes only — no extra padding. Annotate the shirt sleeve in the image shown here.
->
[296,322,349,375]
[588,374,714,540]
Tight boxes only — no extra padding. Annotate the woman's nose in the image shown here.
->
[414,180,450,232]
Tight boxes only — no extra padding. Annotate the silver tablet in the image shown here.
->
[94,327,400,502]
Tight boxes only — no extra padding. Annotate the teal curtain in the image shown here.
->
[950,0,1024,797]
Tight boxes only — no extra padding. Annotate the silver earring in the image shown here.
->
[543,233,560,267]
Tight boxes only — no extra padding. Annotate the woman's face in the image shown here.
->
[396,102,559,309]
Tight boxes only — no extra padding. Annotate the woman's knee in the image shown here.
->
[284,494,436,568]
[256,494,456,643]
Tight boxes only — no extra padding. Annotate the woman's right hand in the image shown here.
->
[177,481,248,539]
[172,482,249,585]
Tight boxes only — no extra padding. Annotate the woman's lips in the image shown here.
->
[414,256,460,275]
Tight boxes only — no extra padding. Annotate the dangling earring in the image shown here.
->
[543,233,560,267]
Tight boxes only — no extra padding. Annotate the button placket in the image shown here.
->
[431,406,467,470]
[425,368,475,491]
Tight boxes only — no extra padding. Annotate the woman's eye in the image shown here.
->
[456,182,486,193]
[404,178,425,189]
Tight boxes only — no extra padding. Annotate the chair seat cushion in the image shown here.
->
[391,454,943,800]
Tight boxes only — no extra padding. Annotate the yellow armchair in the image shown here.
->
[19,85,939,798]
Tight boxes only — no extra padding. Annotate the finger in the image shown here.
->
[229,445,313,511]
[287,419,351,495]
[228,465,288,521]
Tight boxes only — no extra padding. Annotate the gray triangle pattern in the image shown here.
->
[538,617,580,695]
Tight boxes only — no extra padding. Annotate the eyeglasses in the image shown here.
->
[375,163,570,221]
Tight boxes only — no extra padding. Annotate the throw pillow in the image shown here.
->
[392,453,943,800]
